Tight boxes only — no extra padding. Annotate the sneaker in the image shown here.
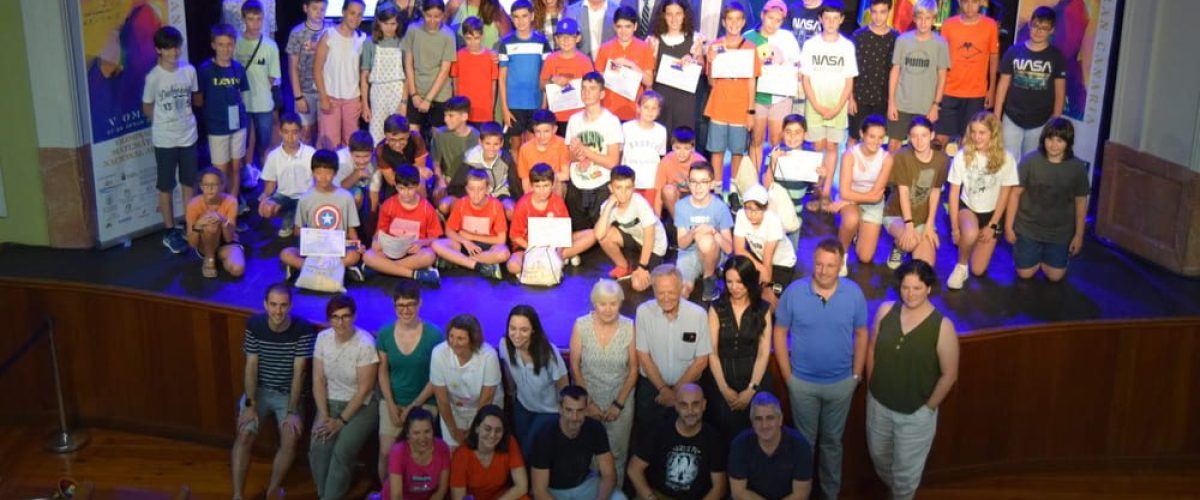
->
[277,224,294,238]
[413,268,441,287]
[284,265,296,281]
[568,255,582,267]
[701,275,720,302]
[477,263,502,281]
[887,247,904,270]
[238,198,250,215]
[347,263,366,283]
[162,228,187,254]
[838,253,849,277]
[608,266,631,280]
[946,264,969,290]
[436,257,451,271]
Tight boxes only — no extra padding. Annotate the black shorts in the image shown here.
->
[506,109,536,138]
[566,182,610,230]
[407,100,447,133]
[849,103,888,140]
[460,241,494,255]
[619,230,665,268]
[936,96,985,138]
[972,210,997,232]
[155,144,198,192]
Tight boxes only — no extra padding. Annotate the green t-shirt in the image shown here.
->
[376,320,443,405]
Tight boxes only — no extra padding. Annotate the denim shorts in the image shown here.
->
[1014,234,1070,270]
[237,386,294,434]
[707,121,748,155]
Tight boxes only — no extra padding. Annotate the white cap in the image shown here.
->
[742,184,769,206]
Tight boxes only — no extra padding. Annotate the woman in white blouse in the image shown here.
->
[310,294,380,499]
[431,313,504,448]
[499,304,569,458]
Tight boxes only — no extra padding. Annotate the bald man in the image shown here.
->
[628,383,727,500]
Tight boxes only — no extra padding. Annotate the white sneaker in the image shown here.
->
[839,253,849,277]
[568,255,581,267]
[946,264,969,290]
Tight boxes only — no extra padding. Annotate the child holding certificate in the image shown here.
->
[704,1,760,197]
[363,164,444,287]
[595,6,655,121]
[799,1,857,192]
[648,0,705,135]
[280,149,365,282]
[432,168,511,280]
[506,164,597,275]
[540,18,595,128]
[762,114,828,244]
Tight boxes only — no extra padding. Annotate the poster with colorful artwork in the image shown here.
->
[81,0,187,247]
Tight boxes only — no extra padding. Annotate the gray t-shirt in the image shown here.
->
[634,298,712,384]
[892,32,951,114]
[402,23,458,102]
[286,21,334,95]
[1014,153,1089,243]
[295,186,361,230]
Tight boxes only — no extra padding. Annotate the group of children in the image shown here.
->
[143,0,1087,294]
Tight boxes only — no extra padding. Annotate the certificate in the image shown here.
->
[527,217,573,248]
[774,150,825,183]
[711,48,755,79]
[654,54,702,93]
[376,231,416,259]
[546,79,584,113]
[603,61,642,101]
[756,64,798,97]
[299,228,347,257]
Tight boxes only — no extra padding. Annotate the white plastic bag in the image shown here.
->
[295,255,346,293]
[519,247,563,286]
[768,182,801,233]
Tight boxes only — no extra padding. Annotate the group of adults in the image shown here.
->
[231,237,958,500]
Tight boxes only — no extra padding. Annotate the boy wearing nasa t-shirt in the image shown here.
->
[799,2,857,197]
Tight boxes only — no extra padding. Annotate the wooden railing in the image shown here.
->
[2,278,1197,495]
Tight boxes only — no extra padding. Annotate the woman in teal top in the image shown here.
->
[376,281,444,484]
[866,259,959,500]
[447,0,511,49]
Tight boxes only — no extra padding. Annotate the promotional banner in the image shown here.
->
[81,0,187,247]
[1013,0,1117,166]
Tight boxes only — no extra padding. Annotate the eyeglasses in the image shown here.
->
[687,179,712,185]
[330,313,355,321]
[395,301,418,310]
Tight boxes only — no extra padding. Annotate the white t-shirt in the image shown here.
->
[566,109,624,190]
[734,209,797,267]
[262,143,317,198]
[587,2,606,56]
[334,146,382,192]
[429,342,505,444]
[799,34,858,106]
[621,120,667,189]
[947,150,1019,213]
[313,327,378,403]
[602,193,668,255]
[499,344,568,413]
[142,64,199,148]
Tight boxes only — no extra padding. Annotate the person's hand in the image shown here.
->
[452,427,468,444]
[720,386,739,407]
[654,385,677,407]
[502,106,515,129]
[984,89,995,109]
[397,99,408,117]
[282,412,303,437]
[586,402,604,419]
[849,97,858,116]
[319,95,332,113]
[462,240,483,256]
[1069,233,1084,255]
[900,226,919,250]
[418,98,432,113]
[362,102,373,123]
[238,406,258,432]
[552,74,569,86]
[388,402,403,428]
[1005,227,1017,245]
[924,227,941,249]
[631,266,651,290]
[311,416,329,440]
[604,404,621,422]
[296,97,309,114]
[979,225,996,243]
[733,388,755,410]
[887,102,899,121]
[928,104,940,123]
[258,198,277,218]
[825,200,846,213]
[951,228,961,245]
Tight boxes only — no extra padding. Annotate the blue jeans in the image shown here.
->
[248,111,274,166]
[513,399,559,460]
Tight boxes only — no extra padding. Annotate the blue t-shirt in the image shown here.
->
[775,277,868,384]
[673,195,734,257]
[498,32,551,110]
[197,59,249,135]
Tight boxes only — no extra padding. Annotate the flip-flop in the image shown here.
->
[202,258,218,278]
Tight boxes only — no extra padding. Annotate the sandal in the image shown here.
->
[202,258,218,278]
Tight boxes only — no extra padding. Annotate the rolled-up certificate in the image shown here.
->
[655,54,702,93]
[711,48,755,79]
[603,61,642,101]
[546,78,584,113]
[757,64,799,97]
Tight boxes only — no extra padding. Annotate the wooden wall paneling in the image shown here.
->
[1108,327,1200,455]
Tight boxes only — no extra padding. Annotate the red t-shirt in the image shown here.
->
[539,51,596,122]
[595,38,655,121]
[447,196,508,238]
[376,196,444,239]
[452,48,500,122]
[941,15,1000,98]
[508,193,570,248]
[448,437,529,500]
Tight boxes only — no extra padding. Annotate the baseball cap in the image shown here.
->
[763,0,788,14]
[742,184,769,206]
[555,17,580,36]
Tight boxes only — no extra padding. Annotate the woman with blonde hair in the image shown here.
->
[946,110,1018,290]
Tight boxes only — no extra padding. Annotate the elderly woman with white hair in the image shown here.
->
[568,279,638,490]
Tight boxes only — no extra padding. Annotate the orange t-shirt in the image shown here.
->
[452,48,500,122]
[185,194,238,234]
[595,38,655,121]
[940,15,1000,98]
[447,195,508,238]
[655,151,706,193]
[540,51,596,122]
[704,37,761,125]
[376,196,444,239]
[517,136,571,180]
[449,437,529,500]
[508,193,570,247]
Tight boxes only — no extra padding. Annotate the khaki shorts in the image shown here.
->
[756,98,792,122]
[208,128,247,165]
[378,401,440,438]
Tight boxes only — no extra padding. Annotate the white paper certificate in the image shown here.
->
[376,231,416,259]
[300,228,347,257]
[774,150,825,183]
[546,79,584,113]
[603,61,642,101]
[711,49,755,79]
[527,217,573,248]
[655,54,702,93]
[756,64,798,97]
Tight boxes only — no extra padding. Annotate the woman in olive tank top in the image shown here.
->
[865,259,960,500]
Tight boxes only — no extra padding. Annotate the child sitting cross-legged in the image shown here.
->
[362,164,444,287]
[279,149,365,282]
[506,163,597,276]
[432,168,511,281]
